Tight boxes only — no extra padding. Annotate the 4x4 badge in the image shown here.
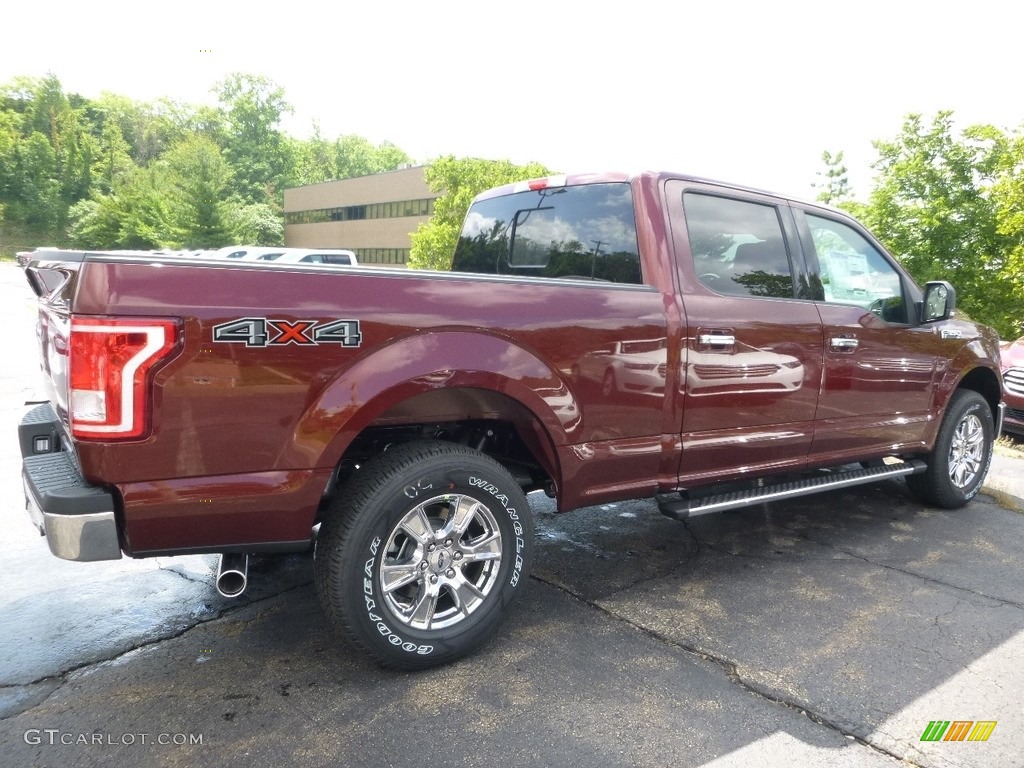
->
[212,317,362,348]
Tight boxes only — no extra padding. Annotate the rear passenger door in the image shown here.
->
[667,183,824,487]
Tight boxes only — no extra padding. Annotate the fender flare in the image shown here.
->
[292,330,581,469]
[925,338,1002,446]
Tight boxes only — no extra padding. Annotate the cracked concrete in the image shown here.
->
[529,490,1024,767]
[0,575,315,721]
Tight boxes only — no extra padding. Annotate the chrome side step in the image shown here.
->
[658,460,926,520]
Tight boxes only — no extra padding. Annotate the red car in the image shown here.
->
[1001,336,1024,437]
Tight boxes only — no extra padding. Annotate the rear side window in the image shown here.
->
[683,193,794,299]
[452,182,642,284]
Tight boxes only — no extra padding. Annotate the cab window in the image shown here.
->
[683,193,795,299]
[451,182,642,284]
[805,214,907,323]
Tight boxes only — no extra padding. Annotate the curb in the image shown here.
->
[984,451,1024,513]
[981,483,1024,513]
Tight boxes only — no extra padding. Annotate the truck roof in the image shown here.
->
[471,170,829,212]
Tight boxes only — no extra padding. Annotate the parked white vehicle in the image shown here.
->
[209,246,290,261]
[207,246,358,265]
[271,249,359,266]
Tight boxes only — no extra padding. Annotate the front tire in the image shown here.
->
[314,441,533,669]
[602,370,616,397]
[907,389,994,508]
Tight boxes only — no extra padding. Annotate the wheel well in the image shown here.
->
[957,366,1002,420]
[319,420,553,516]
[318,384,563,516]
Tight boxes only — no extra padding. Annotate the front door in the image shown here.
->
[794,209,945,462]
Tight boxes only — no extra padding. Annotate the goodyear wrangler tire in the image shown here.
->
[906,389,994,509]
[314,441,533,669]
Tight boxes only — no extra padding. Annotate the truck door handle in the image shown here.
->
[830,337,859,351]
[698,334,736,347]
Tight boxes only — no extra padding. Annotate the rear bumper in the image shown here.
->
[20,404,122,561]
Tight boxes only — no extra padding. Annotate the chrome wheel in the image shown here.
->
[380,494,503,631]
[948,412,984,489]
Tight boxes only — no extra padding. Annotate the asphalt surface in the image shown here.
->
[1,261,1023,768]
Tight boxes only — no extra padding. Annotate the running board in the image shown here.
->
[658,460,927,520]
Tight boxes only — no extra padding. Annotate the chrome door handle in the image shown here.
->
[830,337,859,350]
[698,334,736,347]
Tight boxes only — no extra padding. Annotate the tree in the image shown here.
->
[333,135,413,179]
[409,157,553,270]
[67,197,119,249]
[114,166,172,248]
[22,74,70,141]
[226,201,284,245]
[213,73,293,203]
[989,129,1024,337]
[91,113,134,194]
[0,71,406,257]
[813,150,851,205]
[163,134,234,248]
[11,131,63,229]
[67,166,172,250]
[290,123,336,186]
[859,112,1021,338]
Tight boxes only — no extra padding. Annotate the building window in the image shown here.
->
[350,248,410,265]
[285,197,435,225]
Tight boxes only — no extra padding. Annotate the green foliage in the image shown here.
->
[213,73,293,204]
[0,72,415,252]
[408,156,553,271]
[71,167,173,249]
[813,150,851,205]
[67,197,119,249]
[989,131,1024,336]
[290,124,336,186]
[862,113,1022,338]
[290,130,414,187]
[92,113,134,194]
[226,201,284,245]
[163,135,234,248]
[816,113,1024,338]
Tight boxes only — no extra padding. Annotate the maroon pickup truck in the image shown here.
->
[19,171,1006,668]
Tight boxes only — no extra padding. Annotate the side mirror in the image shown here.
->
[921,281,956,322]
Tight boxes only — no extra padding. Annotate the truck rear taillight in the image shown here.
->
[69,317,180,440]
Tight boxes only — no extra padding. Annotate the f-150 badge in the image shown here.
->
[212,317,362,347]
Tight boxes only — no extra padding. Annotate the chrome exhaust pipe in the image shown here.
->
[216,553,249,598]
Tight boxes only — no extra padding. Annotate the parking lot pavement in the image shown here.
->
[2,262,1023,767]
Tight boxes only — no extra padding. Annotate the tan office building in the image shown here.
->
[283,166,438,267]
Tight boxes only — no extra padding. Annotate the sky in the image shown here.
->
[3,0,1020,201]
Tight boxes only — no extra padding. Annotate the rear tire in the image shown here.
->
[906,389,994,509]
[314,441,533,669]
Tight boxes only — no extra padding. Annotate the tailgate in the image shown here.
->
[24,250,87,432]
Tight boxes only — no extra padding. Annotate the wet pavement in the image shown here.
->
[1,261,1023,767]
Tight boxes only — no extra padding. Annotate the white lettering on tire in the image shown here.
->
[469,476,524,588]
